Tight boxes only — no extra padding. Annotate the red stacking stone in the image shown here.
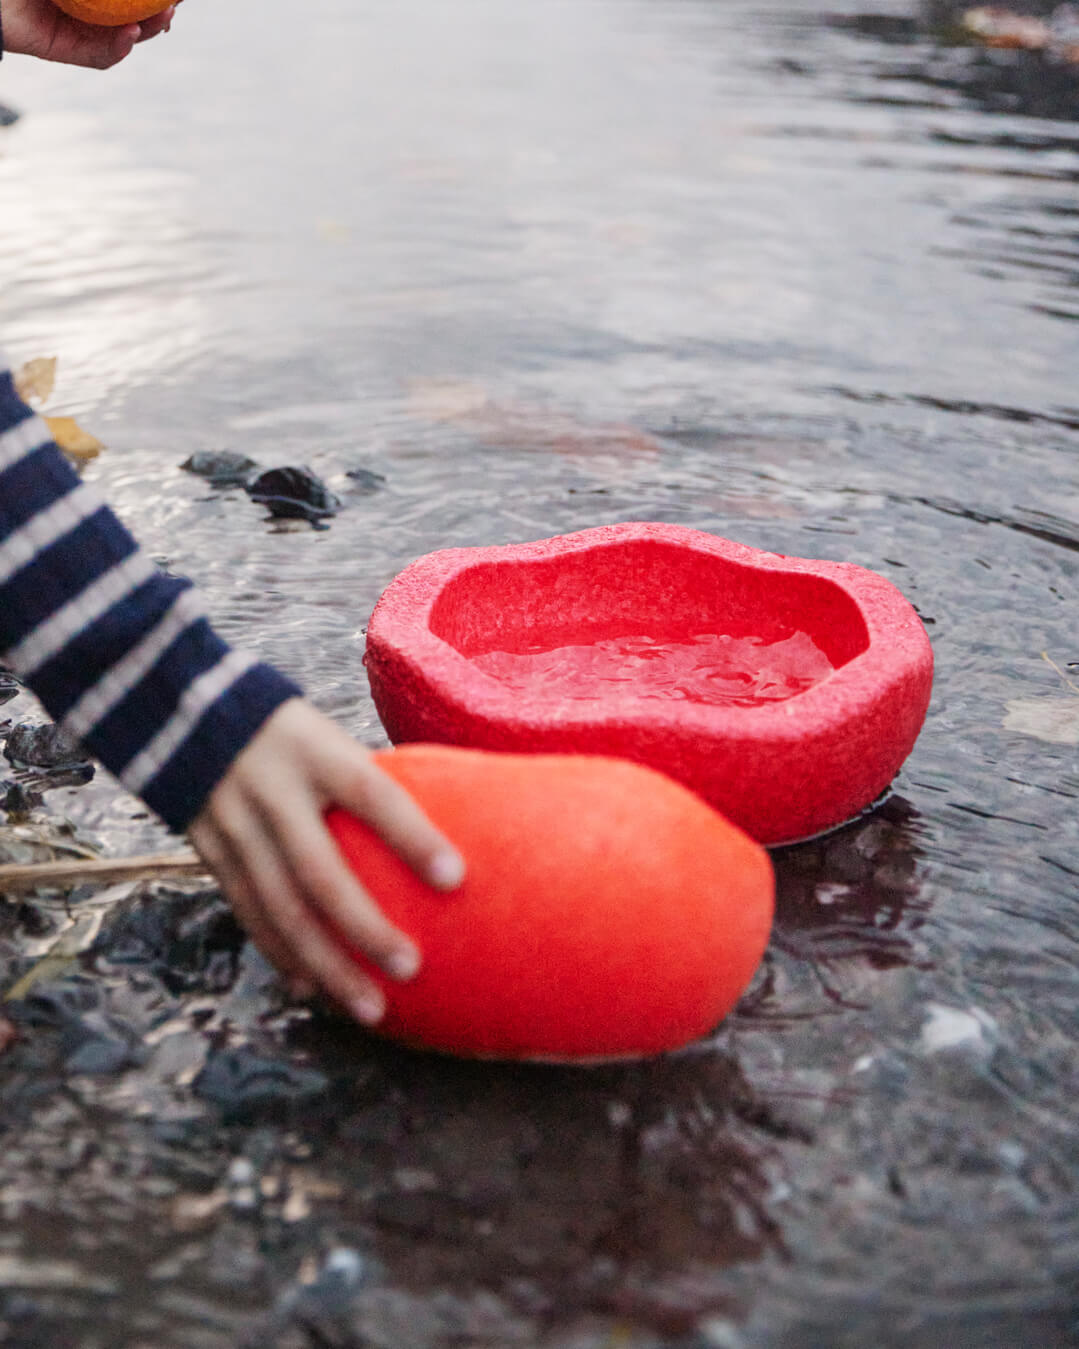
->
[364,523,934,845]
[328,745,774,1061]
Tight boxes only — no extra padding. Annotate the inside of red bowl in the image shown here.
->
[427,538,870,710]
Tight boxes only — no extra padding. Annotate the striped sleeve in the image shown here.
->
[0,365,303,832]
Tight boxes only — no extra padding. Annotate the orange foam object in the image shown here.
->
[365,523,934,845]
[51,0,169,24]
[327,745,774,1061]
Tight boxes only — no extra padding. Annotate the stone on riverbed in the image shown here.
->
[245,466,342,521]
[3,723,89,771]
[194,1047,331,1123]
[180,450,261,487]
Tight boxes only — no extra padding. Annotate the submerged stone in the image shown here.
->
[246,466,341,521]
[194,1047,331,1122]
[91,886,243,994]
[3,723,90,771]
[180,450,261,486]
[2,781,41,819]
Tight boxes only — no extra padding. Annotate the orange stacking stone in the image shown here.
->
[327,745,774,1062]
[51,0,169,24]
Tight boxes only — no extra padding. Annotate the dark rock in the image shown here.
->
[194,1047,331,1122]
[0,103,21,129]
[345,466,388,493]
[14,901,54,937]
[180,450,261,487]
[64,1030,141,1076]
[2,780,41,818]
[91,886,243,994]
[3,723,89,771]
[245,466,341,521]
[10,978,145,1075]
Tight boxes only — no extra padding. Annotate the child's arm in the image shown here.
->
[1,0,175,69]
[0,369,464,1023]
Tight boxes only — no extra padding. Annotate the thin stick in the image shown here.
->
[0,851,210,896]
[1041,650,1079,696]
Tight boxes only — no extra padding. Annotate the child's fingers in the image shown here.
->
[136,6,175,40]
[320,753,465,892]
[105,24,141,65]
[189,820,310,992]
[222,814,390,1026]
[261,793,422,981]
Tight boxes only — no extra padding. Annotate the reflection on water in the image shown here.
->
[1,0,1078,1344]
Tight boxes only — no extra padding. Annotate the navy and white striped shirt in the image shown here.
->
[0,362,302,831]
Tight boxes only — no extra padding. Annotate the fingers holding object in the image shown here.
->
[262,794,423,984]
[137,7,175,40]
[189,819,311,995]
[323,753,465,894]
[210,808,393,1026]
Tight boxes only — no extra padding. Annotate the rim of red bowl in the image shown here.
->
[367,521,932,746]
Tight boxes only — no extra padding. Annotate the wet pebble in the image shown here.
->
[245,466,341,522]
[227,1156,260,1213]
[11,978,146,1075]
[2,780,41,820]
[180,450,261,486]
[2,723,89,771]
[64,1029,142,1076]
[91,885,242,994]
[194,1047,330,1122]
[920,1003,999,1059]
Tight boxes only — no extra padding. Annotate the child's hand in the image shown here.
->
[187,699,465,1026]
[2,0,176,69]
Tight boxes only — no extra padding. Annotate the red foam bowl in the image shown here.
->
[365,523,934,845]
[329,745,774,1061]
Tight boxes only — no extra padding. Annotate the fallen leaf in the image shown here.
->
[44,415,104,464]
[1003,698,1079,745]
[14,356,57,406]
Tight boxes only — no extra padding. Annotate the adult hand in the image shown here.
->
[188,699,466,1026]
[2,0,176,69]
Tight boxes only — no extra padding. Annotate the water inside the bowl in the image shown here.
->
[472,630,836,706]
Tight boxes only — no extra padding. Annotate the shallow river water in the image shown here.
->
[1,1,1078,1345]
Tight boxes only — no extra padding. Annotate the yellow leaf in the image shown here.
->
[45,415,104,464]
[4,912,103,1002]
[14,356,57,407]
